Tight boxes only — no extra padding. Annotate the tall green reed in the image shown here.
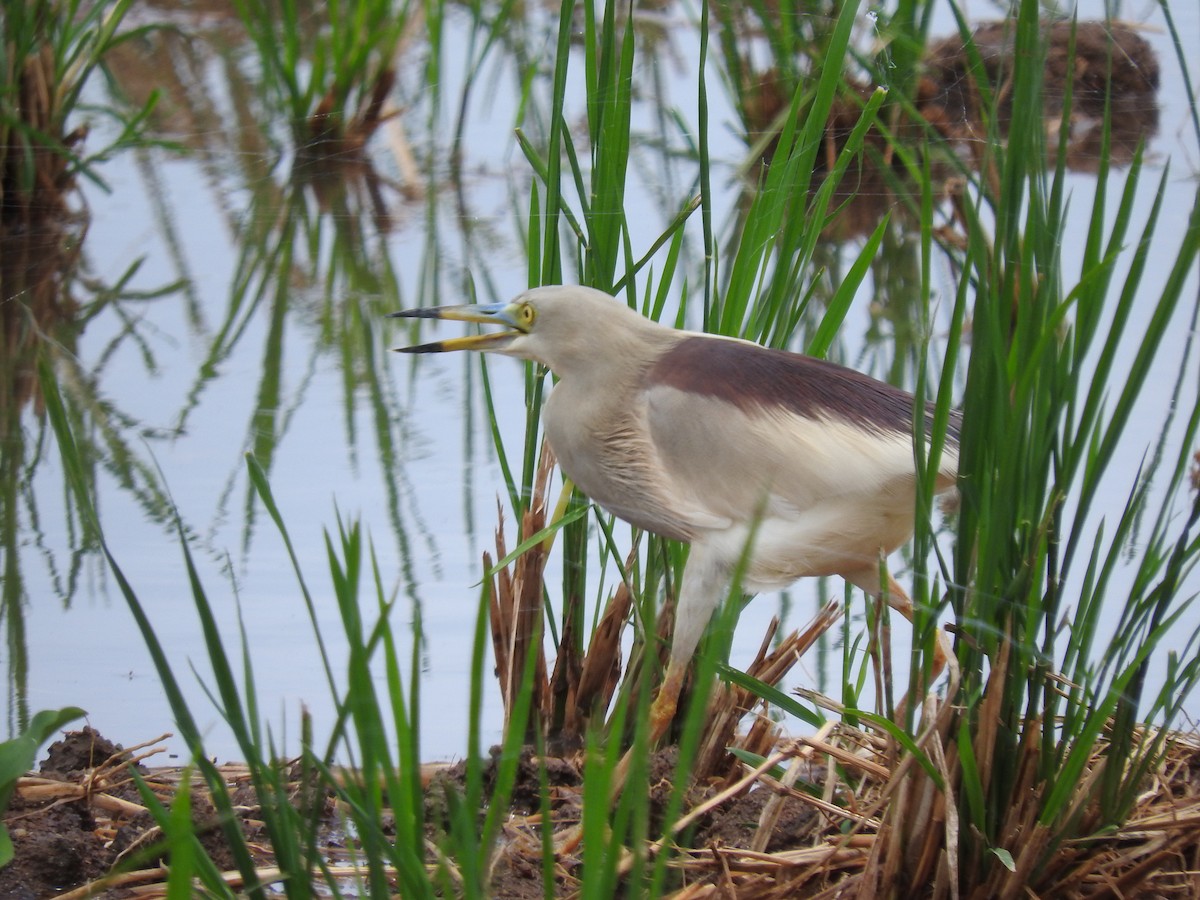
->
[491,0,1199,890]
[937,0,1200,884]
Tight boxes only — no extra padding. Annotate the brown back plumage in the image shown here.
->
[648,336,961,444]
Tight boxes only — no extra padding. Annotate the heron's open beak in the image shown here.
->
[388,303,524,354]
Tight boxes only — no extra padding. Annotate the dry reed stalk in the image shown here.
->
[912,715,950,892]
[63,863,399,900]
[623,747,797,880]
[486,441,657,745]
[760,775,878,834]
[661,705,1200,899]
[486,443,556,740]
[696,602,842,782]
[53,867,172,900]
[950,638,1002,844]
[895,698,949,887]
[669,840,870,898]
[15,776,146,817]
[15,730,176,819]
[929,729,960,900]
[729,712,782,783]
[564,545,639,736]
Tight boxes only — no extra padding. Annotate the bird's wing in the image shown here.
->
[642,336,955,523]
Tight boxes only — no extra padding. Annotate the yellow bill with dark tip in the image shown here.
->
[388,303,523,354]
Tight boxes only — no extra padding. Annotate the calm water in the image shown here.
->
[5,0,1198,763]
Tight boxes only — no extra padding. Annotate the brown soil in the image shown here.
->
[0,728,827,899]
[6,723,1200,898]
[2,729,806,897]
[0,728,255,900]
[1,729,133,898]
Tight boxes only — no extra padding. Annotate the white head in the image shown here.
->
[391,285,660,377]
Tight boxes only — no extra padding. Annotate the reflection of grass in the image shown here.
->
[233,0,413,157]
[173,149,416,570]
[0,264,185,733]
[31,0,1200,895]
[0,0,177,733]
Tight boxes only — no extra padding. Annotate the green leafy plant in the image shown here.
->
[942,3,1200,884]
[0,0,157,232]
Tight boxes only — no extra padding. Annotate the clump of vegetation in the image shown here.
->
[0,0,157,413]
[0,1,153,236]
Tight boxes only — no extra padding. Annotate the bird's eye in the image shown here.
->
[518,303,537,329]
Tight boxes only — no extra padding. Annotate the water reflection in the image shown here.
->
[921,20,1159,171]
[735,20,1161,244]
[1,226,79,732]
[2,1,442,739]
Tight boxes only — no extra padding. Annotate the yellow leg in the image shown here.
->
[878,574,950,684]
[846,566,950,684]
[647,661,687,744]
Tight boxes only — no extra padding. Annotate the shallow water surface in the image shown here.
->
[4,0,1198,763]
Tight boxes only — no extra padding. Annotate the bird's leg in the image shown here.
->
[604,658,685,802]
[611,548,727,793]
[645,547,727,740]
[878,574,949,685]
[610,632,702,796]
[846,568,950,698]
[647,660,687,744]
[555,611,700,855]
[556,549,729,857]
